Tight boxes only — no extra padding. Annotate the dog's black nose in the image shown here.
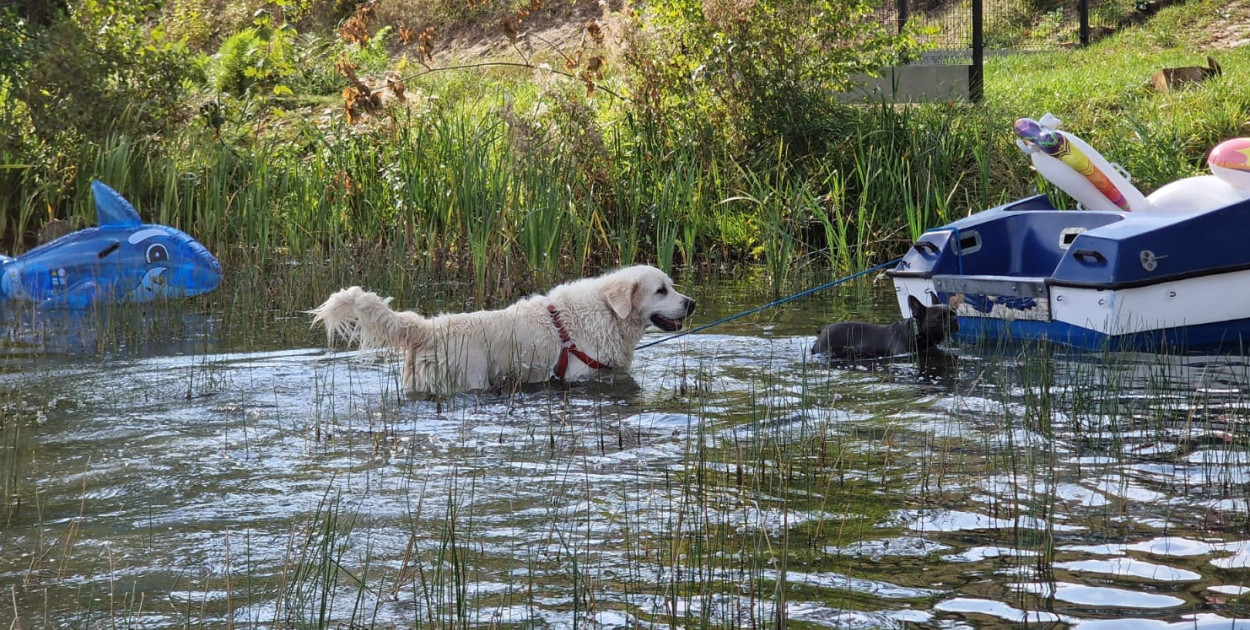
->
[685,298,696,316]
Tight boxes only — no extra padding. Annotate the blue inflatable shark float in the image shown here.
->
[0,180,221,309]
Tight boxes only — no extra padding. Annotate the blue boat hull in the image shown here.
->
[951,315,1250,353]
[889,193,1250,355]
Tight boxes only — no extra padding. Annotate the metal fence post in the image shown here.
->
[1079,0,1090,46]
[970,0,983,102]
[898,0,909,34]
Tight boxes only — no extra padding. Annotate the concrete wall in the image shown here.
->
[846,65,970,103]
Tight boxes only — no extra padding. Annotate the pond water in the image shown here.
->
[4,275,1250,628]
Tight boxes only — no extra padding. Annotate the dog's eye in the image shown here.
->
[656,286,668,295]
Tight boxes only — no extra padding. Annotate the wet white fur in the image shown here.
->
[310,265,693,395]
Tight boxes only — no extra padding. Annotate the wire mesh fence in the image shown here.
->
[873,0,1131,62]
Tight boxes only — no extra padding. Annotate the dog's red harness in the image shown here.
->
[547,304,609,379]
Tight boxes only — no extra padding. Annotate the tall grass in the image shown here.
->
[0,391,19,523]
[808,166,853,272]
[731,148,803,296]
[280,485,366,626]
[18,99,1022,302]
[653,157,704,272]
[9,2,1246,301]
[441,117,513,299]
[515,151,574,280]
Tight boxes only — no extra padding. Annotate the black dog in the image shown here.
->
[811,294,959,361]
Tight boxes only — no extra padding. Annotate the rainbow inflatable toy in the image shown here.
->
[1013,114,1148,212]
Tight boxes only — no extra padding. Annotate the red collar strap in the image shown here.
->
[547,304,610,379]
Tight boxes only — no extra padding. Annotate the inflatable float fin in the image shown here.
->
[92,180,143,227]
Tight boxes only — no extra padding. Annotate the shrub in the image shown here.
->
[0,0,195,251]
[21,0,193,145]
[213,10,299,96]
[621,0,926,158]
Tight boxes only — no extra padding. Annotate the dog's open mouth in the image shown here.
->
[650,314,685,332]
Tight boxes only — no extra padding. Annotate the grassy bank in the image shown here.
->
[2,0,1249,303]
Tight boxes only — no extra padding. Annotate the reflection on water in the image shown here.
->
[0,302,220,360]
[4,287,1250,627]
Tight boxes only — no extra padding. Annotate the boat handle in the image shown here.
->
[914,241,940,255]
[1072,249,1106,264]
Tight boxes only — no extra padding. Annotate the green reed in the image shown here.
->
[21,121,973,308]
[609,147,650,270]
[847,105,1009,246]
[16,54,1238,304]
[641,360,915,627]
[515,149,574,278]
[0,387,20,523]
[280,484,366,626]
[960,335,1250,559]
[807,166,853,272]
[604,135,714,273]
[730,147,802,296]
[652,158,703,272]
[450,119,513,298]
[27,101,995,301]
[4,176,38,249]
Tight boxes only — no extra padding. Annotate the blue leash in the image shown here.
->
[636,258,903,350]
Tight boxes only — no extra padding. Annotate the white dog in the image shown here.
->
[310,265,696,395]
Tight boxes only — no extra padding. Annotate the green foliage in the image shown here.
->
[1022,0,1066,13]
[276,32,339,96]
[0,5,31,80]
[371,0,520,31]
[0,8,32,162]
[352,24,393,71]
[161,0,352,52]
[213,10,299,97]
[623,0,925,156]
[211,14,391,100]
[21,0,192,143]
[1030,7,1070,43]
[1090,0,1141,28]
[0,0,194,251]
[1,0,1248,299]
[161,0,260,51]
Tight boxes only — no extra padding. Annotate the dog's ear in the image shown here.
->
[929,292,941,306]
[604,278,637,319]
[908,295,926,317]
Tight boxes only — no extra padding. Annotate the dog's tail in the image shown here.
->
[309,286,431,352]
